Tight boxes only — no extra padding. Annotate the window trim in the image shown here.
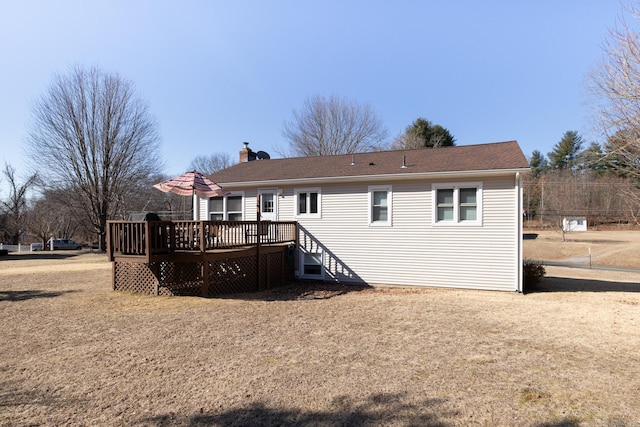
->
[294,187,321,219]
[368,185,392,226]
[209,192,245,221]
[432,182,482,226]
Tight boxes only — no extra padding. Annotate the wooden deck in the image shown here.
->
[107,220,297,296]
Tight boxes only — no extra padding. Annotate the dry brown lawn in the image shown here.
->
[1,236,639,426]
[523,229,640,268]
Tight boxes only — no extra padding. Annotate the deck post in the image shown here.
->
[111,260,116,291]
[106,222,114,261]
[256,196,262,291]
[169,222,176,253]
[200,254,208,297]
[144,221,152,263]
[200,221,208,296]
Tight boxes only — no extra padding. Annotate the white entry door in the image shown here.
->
[258,189,278,221]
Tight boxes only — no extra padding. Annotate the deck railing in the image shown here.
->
[107,220,297,261]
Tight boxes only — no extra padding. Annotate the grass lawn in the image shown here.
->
[1,250,639,426]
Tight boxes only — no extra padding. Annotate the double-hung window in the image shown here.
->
[368,185,392,226]
[295,188,321,218]
[433,183,482,225]
[209,193,244,221]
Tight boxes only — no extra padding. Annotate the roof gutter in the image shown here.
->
[217,167,531,189]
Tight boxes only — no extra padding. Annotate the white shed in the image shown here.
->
[563,217,587,232]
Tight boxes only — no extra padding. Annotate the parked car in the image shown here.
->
[46,238,82,250]
[30,243,44,251]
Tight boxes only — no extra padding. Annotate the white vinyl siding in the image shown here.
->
[210,175,520,291]
[198,196,209,220]
[293,177,518,291]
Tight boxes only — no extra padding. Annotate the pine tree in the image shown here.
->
[391,118,455,149]
[577,142,608,174]
[548,131,584,170]
[528,150,549,178]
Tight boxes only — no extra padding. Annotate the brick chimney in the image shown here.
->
[239,142,255,162]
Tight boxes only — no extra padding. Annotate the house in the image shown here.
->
[198,141,530,292]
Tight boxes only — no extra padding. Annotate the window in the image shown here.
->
[210,197,224,220]
[209,194,244,221]
[369,185,392,226]
[433,183,482,225]
[459,188,477,221]
[226,195,243,221]
[436,189,454,221]
[295,188,321,218]
[261,193,274,213]
[301,251,324,279]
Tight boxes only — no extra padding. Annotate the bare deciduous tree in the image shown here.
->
[390,132,426,150]
[28,189,82,244]
[0,163,38,244]
[188,153,233,175]
[620,181,640,225]
[538,171,585,241]
[280,94,389,157]
[27,65,162,250]
[588,2,640,177]
[533,170,635,239]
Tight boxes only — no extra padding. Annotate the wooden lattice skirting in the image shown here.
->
[112,246,294,296]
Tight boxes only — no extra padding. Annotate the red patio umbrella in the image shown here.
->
[153,170,230,198]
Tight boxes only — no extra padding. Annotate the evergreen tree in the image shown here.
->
[548,131,584,170]
[391,118,455,149]
[528,150,549,178]
[577,142,608,174]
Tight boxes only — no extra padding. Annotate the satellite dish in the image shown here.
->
[256,150,271,160]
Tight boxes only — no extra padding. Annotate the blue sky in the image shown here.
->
[0,0,625,195]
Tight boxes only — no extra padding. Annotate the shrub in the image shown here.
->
[523,259,546,292]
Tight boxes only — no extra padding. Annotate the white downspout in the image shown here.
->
[516,172,523,292]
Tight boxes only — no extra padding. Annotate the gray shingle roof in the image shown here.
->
[210,140,529,185]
